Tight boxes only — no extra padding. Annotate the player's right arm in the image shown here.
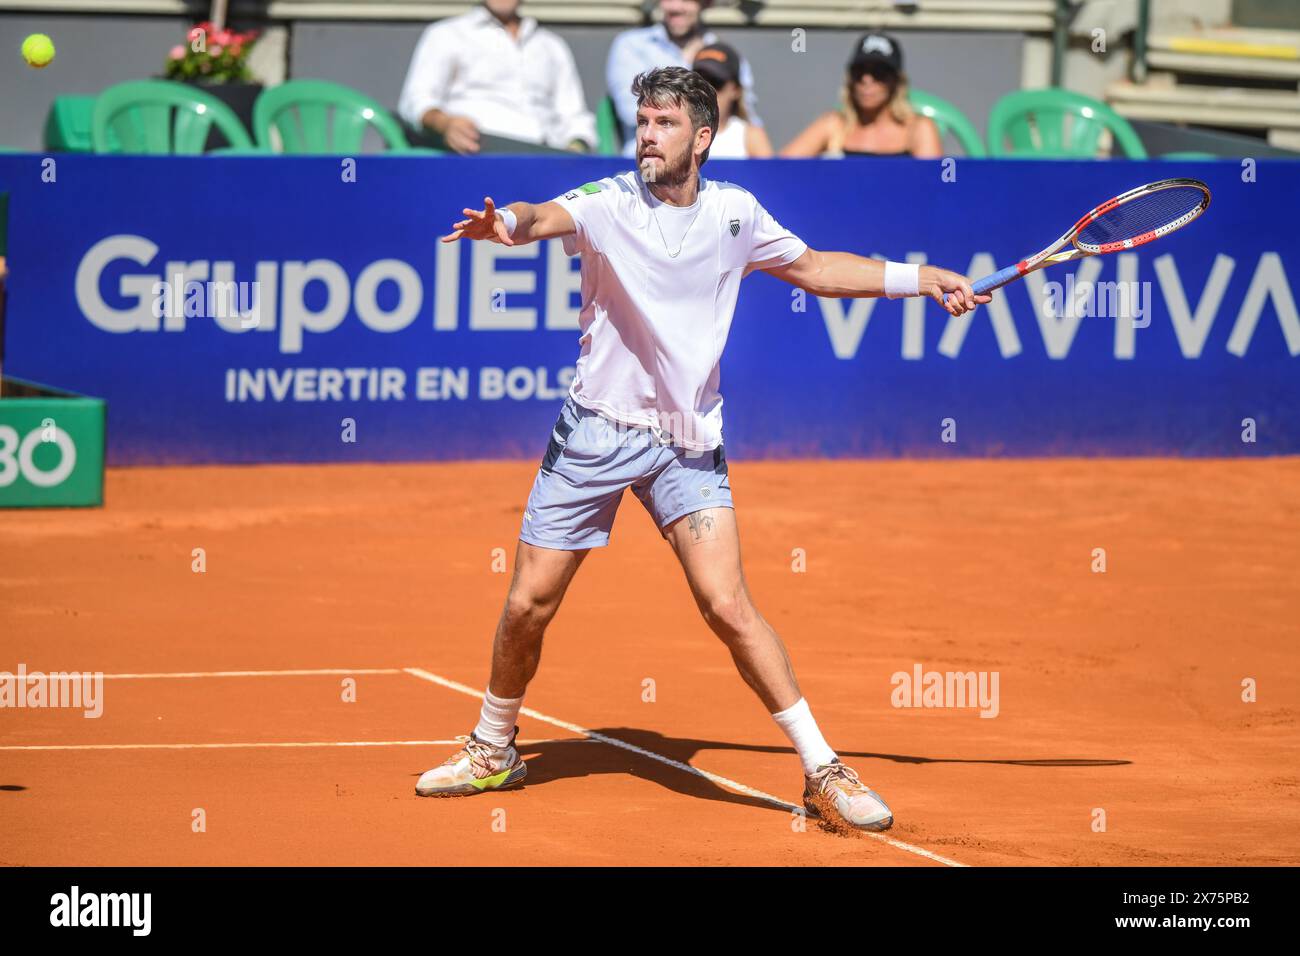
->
[440,197,576,247]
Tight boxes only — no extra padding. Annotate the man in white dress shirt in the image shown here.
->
[398,0,596,154]
[417,67,990,833]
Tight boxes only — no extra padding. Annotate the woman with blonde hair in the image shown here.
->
[781,32,942,159]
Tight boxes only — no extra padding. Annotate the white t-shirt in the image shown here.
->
[708,117,751,159]
[552,170,807,450]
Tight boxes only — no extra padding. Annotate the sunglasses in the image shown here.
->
[852,63,898,84]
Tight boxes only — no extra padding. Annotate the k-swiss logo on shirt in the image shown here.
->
[729,218,741,237]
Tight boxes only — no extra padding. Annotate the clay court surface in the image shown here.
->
[2,457,1298,867]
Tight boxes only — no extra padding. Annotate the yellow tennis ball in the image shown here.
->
[22,33,55,69]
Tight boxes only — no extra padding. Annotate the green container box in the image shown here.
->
[0,377,105,508]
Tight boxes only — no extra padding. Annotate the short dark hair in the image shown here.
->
[631,66,720,164]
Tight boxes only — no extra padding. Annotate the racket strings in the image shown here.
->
[1077,185,1206,246]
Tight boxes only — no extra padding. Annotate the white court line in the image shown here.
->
[92,668,405,680]
[403,666,968,868]
[0,738,597,752]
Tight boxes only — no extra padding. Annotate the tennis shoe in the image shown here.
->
[416,727,527,797]
[803,759,894,832]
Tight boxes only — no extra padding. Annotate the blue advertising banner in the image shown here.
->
[0,154,1295,464]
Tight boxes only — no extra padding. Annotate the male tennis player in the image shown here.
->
[418,67,990,831]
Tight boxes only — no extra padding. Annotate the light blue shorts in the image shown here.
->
[519,395,734,550]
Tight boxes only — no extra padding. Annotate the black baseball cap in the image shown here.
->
[693,42,742,87]
[848,32,903,76]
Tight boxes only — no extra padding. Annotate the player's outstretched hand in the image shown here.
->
[441,196,513,245]
[925,266,993,316]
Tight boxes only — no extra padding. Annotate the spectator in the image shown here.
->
[781,32,941,159]
[606,0,761,153]
[397,0,596,154]
[692,43,772,158]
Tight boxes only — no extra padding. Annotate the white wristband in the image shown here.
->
[883,261,920,299]
[498,208,518,237]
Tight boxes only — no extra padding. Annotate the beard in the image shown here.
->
[637,141,694,189]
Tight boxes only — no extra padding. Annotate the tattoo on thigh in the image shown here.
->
[686,510,718,543]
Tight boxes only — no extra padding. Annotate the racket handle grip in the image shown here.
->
[942,264,1022,305]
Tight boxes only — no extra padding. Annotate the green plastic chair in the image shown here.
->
[45,95,115,152]
[253,79,413,154]
[987,88,1147,159]
[93,80,253,154]
[909,89,986,156]
[1160,151,1222,160]
[596,95,622,156]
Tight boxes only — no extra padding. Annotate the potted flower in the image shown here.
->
[163,21,262,143]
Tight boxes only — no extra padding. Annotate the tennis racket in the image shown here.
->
[944,178,1211,305]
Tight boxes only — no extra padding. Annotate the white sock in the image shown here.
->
[771,697,837,775]
[473,690,523,748]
